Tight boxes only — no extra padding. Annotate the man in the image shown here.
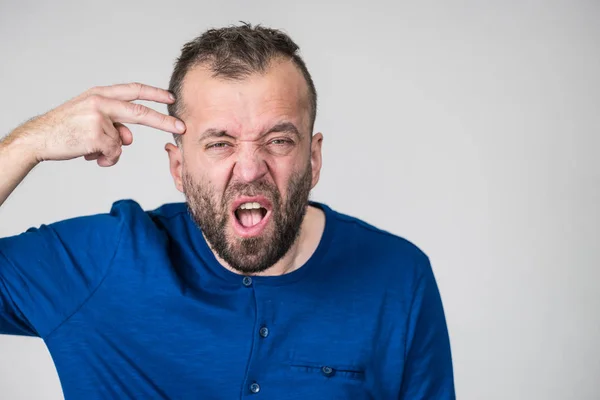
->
[0,23,454,399]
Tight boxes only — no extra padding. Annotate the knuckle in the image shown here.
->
[129,103,148,117]
[158,113,169,126]
[102,148,117,162]
[110,136,122,149]
[106,146,118,157]
[85,94,102,108]
[110,150,122,164]
[130,82,144,95]
[87,86,102,95]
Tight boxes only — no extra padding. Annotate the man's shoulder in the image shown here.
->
[105,199,191,240]
[35,199,189,240]
[321,202,431,278]
[324,203,426,256]
[143,201,189,220]
[107,199,187,219]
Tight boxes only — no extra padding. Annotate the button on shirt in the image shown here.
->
[249,382,260,394]
[0,200,455,399]
[259,326,269,338]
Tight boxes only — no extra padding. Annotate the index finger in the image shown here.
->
[101,98,186,134]
[89,82,176,104]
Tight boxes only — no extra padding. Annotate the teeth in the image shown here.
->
[238,202,262,210]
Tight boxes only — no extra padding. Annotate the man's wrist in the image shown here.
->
[1,130,41,169]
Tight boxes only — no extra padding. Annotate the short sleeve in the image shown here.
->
[0,205,126,338]
[399,255,456,399]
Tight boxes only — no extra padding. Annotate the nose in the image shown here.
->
[232,143,268,183]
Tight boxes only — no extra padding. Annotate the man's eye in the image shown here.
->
[270,139,292,146]
[207,142,230,149]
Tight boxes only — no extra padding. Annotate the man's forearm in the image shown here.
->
[0,133,39,208]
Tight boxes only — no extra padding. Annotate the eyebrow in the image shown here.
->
[198,129,235,142]
[265,122,301,139]
[198,122,301,142]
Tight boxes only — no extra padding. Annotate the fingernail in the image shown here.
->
[176,120,186,132]
[169,92,176,101]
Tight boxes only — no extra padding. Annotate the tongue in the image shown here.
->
[238,209,263,228]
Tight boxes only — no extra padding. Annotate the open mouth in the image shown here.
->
[230,196,273,237]
[235,202,268,228]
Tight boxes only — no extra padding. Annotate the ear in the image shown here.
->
[165,143,184,193]
[310,132,323,189]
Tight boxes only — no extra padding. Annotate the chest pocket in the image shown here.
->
[283,349,372,400]
[288,358,365,382]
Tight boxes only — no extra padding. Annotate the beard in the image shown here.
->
[182,164,313,274]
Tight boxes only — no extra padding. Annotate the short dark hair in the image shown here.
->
[167,22,317,145]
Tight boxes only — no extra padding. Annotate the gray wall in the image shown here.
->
[1,0,598,399]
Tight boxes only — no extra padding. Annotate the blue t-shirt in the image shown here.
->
[0,200,454,399]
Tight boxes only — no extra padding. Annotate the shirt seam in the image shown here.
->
[402,256,428,360]
[148,204,189,222]
[0,250,38,335]
[334,214,400,240]
[42,216,127,340]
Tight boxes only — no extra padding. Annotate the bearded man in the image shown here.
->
[0,23,455,399]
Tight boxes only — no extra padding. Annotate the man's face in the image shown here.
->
[171,59,322,274]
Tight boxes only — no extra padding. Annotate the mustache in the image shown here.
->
[223,181,278,201]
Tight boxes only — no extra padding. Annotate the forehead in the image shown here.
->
[179,59,311,136]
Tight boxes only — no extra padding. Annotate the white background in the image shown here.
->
[1,0,599,399]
